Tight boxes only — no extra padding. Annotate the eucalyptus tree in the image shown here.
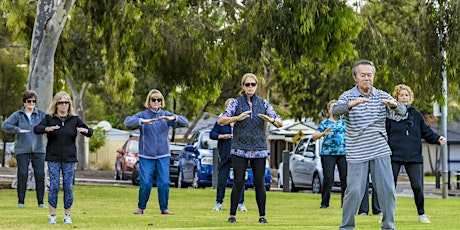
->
[355,0,460,113]
[226,0,362,121]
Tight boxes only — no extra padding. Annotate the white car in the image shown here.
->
[278,135,341,193]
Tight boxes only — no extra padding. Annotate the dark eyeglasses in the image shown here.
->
[57,101,70,105]
[244,82,257,87]
[150,98,163,103]
[25,99,36,104]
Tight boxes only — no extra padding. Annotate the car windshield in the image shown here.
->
[129,140,139,153]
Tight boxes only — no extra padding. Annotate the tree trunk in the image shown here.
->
[66,75,90,170]
[28,0,76,110]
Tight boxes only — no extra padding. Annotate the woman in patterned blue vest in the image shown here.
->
[217,73,282,224]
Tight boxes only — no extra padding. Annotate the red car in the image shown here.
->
[114,135,139,180]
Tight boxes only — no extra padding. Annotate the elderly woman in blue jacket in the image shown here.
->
[125,89,189,215]
[386,84,446,224]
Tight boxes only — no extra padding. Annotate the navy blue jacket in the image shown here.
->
[386,105,440,163]
[210,122,232,166]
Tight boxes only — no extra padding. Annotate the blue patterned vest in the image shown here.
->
[231,93,267,151]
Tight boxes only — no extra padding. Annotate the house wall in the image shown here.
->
[90,139,126,170]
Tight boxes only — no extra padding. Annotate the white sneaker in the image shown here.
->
[48,215,57,224]
[237,203,247,211]
[378,213,383,223]
[63,214,72,224]
[213,203,222,211]
[418,214,431,223]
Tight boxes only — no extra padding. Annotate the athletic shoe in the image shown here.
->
[17,203,24,208]
[48,215,57,224]
[227,217,236,223]
[358,212,368,216]
[133,209,144,214]
[38,204,47,209]
[378,213,383,223]
[258,217,268,223]
[237,203,247,211]
[418,214,431,223]
[213,203,222,211]
[63,214,72,224]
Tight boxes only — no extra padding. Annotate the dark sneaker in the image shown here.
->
[228,217,236,223]
[320,204,328,209]
[259,217,268,223]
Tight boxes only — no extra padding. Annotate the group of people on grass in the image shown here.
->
[1,60,446,229]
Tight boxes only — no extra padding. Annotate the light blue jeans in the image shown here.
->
[137,157,170,211]
[339,156,396,230]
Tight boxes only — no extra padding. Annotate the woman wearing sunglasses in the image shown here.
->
[218,73,282,224]
[34,91,93,224]
[124,89,189,216]
[1,90,47,209]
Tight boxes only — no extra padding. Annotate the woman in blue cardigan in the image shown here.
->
[386,84,446,224]
[125,89,188,215]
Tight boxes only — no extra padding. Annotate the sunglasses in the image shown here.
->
[150,98,163,103]
[57,101,70,105]
[244,82,257,87]
[25,99,36,104]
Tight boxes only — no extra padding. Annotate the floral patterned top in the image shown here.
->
[316,119,346,156]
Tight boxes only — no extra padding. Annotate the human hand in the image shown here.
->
[159,116,175,122]
[220,134,233,139]
[19,129,31,133]
[381,99,397,108]
[45,125,60,132]
[439,136,447,145]
[257,114,273,122]
[235,110,252,121]
[323,127,333,136]
[76,127,88,134]
[141,118,157,124]
[349,97,370,108]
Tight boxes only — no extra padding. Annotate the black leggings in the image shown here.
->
[230,155,266,216]
[392,161,425,215]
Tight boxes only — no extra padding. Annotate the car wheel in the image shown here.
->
[192,169,200,189]
[312,174,321,194]
[178,170,188,188]
[290,174,299,192]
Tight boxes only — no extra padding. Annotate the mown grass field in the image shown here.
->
[0,183,459,229]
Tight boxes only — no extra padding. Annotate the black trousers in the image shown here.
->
[230,155,266,216]
[320,155,347,207]
[392,161,425,215]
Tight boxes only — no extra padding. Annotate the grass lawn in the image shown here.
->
[0,183,459,229]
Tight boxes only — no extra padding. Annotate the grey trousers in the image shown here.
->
[339,156,396,230]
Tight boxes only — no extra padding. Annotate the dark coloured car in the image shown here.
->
[177,129,271,190]
[131,142,186,186]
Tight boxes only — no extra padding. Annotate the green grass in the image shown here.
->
[0,184,459,229]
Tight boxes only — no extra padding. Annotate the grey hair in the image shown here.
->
[352,60,376,76]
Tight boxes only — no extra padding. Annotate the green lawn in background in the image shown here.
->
[0,183,459,229]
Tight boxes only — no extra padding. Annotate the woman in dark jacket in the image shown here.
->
[386,84,446,224]
[34,92,93,225]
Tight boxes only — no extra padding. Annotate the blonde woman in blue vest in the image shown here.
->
[218,73,282,224]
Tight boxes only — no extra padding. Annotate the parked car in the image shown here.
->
[177,129,271,190]
[278,135,341,193]
[114,134,139,180]
[131,142,186,186]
